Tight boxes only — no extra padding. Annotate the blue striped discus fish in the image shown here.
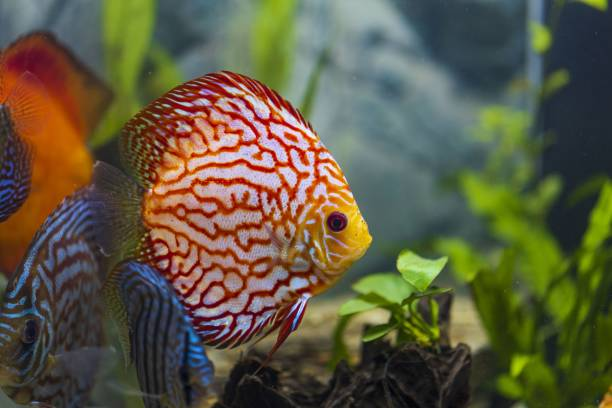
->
[0,186,109,407]
[0,72,46,222]
[105,261,214,408]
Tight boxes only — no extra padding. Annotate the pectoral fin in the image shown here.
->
[102,267,132,368]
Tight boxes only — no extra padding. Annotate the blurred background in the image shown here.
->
[1,0,611,407]
[0,0,530,284]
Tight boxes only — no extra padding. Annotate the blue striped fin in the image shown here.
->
[108,261,214,408]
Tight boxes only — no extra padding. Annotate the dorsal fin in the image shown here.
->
[120,71,312,189]
[0,31,112,137]
[4,71,49,140]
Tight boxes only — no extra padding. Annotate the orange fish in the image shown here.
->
[0,31,112,275]
[96,71,372,357]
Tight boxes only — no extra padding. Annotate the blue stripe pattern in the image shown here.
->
[112,261,214,408]
[0,105,32,222]
[0,187,106,407]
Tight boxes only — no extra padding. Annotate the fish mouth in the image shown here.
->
[351,236,372,261]
[346,216,372,261]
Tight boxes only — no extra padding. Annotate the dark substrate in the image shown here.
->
[213,339,471,408]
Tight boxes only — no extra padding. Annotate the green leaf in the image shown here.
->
[540,69,570,100]
[529,22,552,54]
[91,98,140,148]
[362,322,397,342]
[93,0,156,147]
[574,0,608,11]
[300,45,330,120]
[519,357,560,407]
[567,175,608,207]
[459,172,522,218]
[396,250,448,292]
[143,45,184,102]
[546,276,576,323]
[497,374,524,399]
[338,296,380,316]
[251,0,297,91]
[510,354,532,377]
[103,0,156,92]
[403,287,453,302]
[352,273,414,304]
[470,250,534,365]
[593,314,612,371]
[434,238,486,282]
[328,314,353,370]
[579,181,612,272]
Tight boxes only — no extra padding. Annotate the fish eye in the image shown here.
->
[21,320,37,344]
[327,211,348,233]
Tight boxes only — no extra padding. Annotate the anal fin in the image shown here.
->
[259,295,310,369]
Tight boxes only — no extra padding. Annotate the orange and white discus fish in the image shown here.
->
[96,71,372,354]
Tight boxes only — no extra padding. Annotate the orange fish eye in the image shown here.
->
[326,211,348,233]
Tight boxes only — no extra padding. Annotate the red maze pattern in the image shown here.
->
[123,72,355,348]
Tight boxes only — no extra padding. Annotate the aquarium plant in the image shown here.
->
[435,104,612,407]
[92,0,183,148]
[433,3,611,405]
[330,250,451,367]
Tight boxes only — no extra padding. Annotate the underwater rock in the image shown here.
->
[215,291,469,408]
[391,0,526,89]
[214,340,471,408]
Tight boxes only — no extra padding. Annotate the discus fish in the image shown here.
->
[96,71,372,355]
[0,186,109,407]
[105,260,214,408]
[0,31,112,275]
[0,71,46,222]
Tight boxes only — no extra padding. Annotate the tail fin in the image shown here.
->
[90,161,146,264]
[0,31,112,137]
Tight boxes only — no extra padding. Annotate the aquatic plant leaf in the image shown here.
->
[251,0,297,91]
[574,0,608,11]
[525,175,562,216]
[143,44,184,102]
[545,275,576,323]
[496,375,523,399]
[396,250,448,292]
[338,296,379,316]
[299,46,330,120]
[510,354,532,378]
[518,357,560,407]
[92,0,156,147]
[362,322,397,342]
[103,0,155,93]
[567,174,609,207]
[328,314,353,369]
[91,98,140,148]
[352,273,414,304]
[470,249,534,365]
[529,22,552,54]
[434,238,485,282]
[579,181,612,272]
[540,69,570,100]
[459,173,521,217]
